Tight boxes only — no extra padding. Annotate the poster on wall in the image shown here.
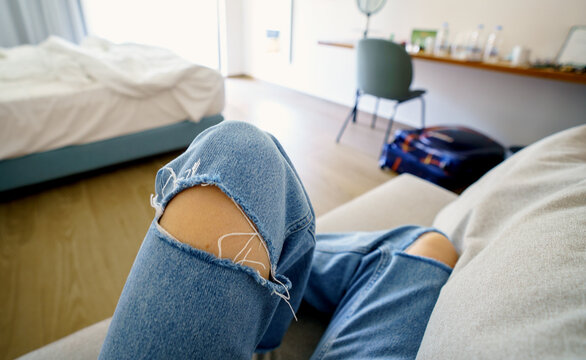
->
[261,0,293,63]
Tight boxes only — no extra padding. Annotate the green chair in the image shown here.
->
[336,38,426,146]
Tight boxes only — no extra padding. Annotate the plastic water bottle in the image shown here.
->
[467,24,484,61]
[483,25,503,63]
[434,22,450,57]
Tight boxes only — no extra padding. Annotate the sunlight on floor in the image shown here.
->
[254,100,296,137]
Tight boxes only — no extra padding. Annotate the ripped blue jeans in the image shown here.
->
[99,121,451,359]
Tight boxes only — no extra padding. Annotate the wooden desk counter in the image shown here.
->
[317,41,586,85]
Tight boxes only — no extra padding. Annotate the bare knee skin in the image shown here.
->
[159,185,271,279]
[406,232,459,269]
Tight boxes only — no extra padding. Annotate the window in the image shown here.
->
[83,0,220,69]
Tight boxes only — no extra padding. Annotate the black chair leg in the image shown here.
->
[383,102,400,146]
[420,96,426,130]
[351,89,360,123]
[371,98,380,128]
[337,90,361,143]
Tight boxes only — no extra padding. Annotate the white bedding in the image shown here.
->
[0,37,224,160]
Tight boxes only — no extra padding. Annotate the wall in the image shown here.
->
[220,0,245,76]
[240,0,586,146]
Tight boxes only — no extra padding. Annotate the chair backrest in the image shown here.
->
[356,38,414,100]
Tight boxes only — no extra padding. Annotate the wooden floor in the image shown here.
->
[0,77,404,359]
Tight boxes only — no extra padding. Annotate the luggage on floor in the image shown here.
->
[380,126,506,190]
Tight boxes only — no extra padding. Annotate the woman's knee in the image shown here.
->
[204,121,282,164]
[158,185,271,279]
[405,232,459,269]
[154,121,288,199]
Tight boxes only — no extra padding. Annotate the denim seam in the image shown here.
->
[284,208,315,238]
[315,247,371,255]
[345,245,391,317]
[314,245,391,359]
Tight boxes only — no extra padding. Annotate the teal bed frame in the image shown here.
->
[0,114,223,193]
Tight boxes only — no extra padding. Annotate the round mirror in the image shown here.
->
[357,0,387,37]
[357,0,387,15]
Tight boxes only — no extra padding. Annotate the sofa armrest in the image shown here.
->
[17,318,111,360]
[317,173,457,233]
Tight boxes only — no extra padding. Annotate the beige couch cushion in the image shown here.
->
[17,318,111,360]
[317,173,457,232]
[418,125,586,359]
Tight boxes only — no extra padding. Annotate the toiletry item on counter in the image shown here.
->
[511,45,531,66]
[484,25,503,63]
[467,24,485,61]
[434,22,450,57]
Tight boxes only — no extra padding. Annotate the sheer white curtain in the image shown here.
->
[0,0,87,47]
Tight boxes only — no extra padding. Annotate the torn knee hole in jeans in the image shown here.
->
[153,182,270,270]
[151,181,298,320]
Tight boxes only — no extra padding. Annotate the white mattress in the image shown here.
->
[0,37,224,160]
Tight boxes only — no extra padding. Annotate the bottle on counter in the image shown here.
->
[434,22,450,57]
[450,32,468,60]
[484,25,503,63]
[467,24,484,61]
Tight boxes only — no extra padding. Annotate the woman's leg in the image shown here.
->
[305,227,458,360]
[99,121,316,359]
[158,185,271,279]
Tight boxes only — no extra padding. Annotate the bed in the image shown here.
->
[0,37,224,193]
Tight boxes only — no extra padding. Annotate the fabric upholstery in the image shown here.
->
[317,173,457,233]
[418,125,586,359]
[18,319,110,360]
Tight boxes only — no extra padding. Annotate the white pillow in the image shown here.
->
[417,125,586,359]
